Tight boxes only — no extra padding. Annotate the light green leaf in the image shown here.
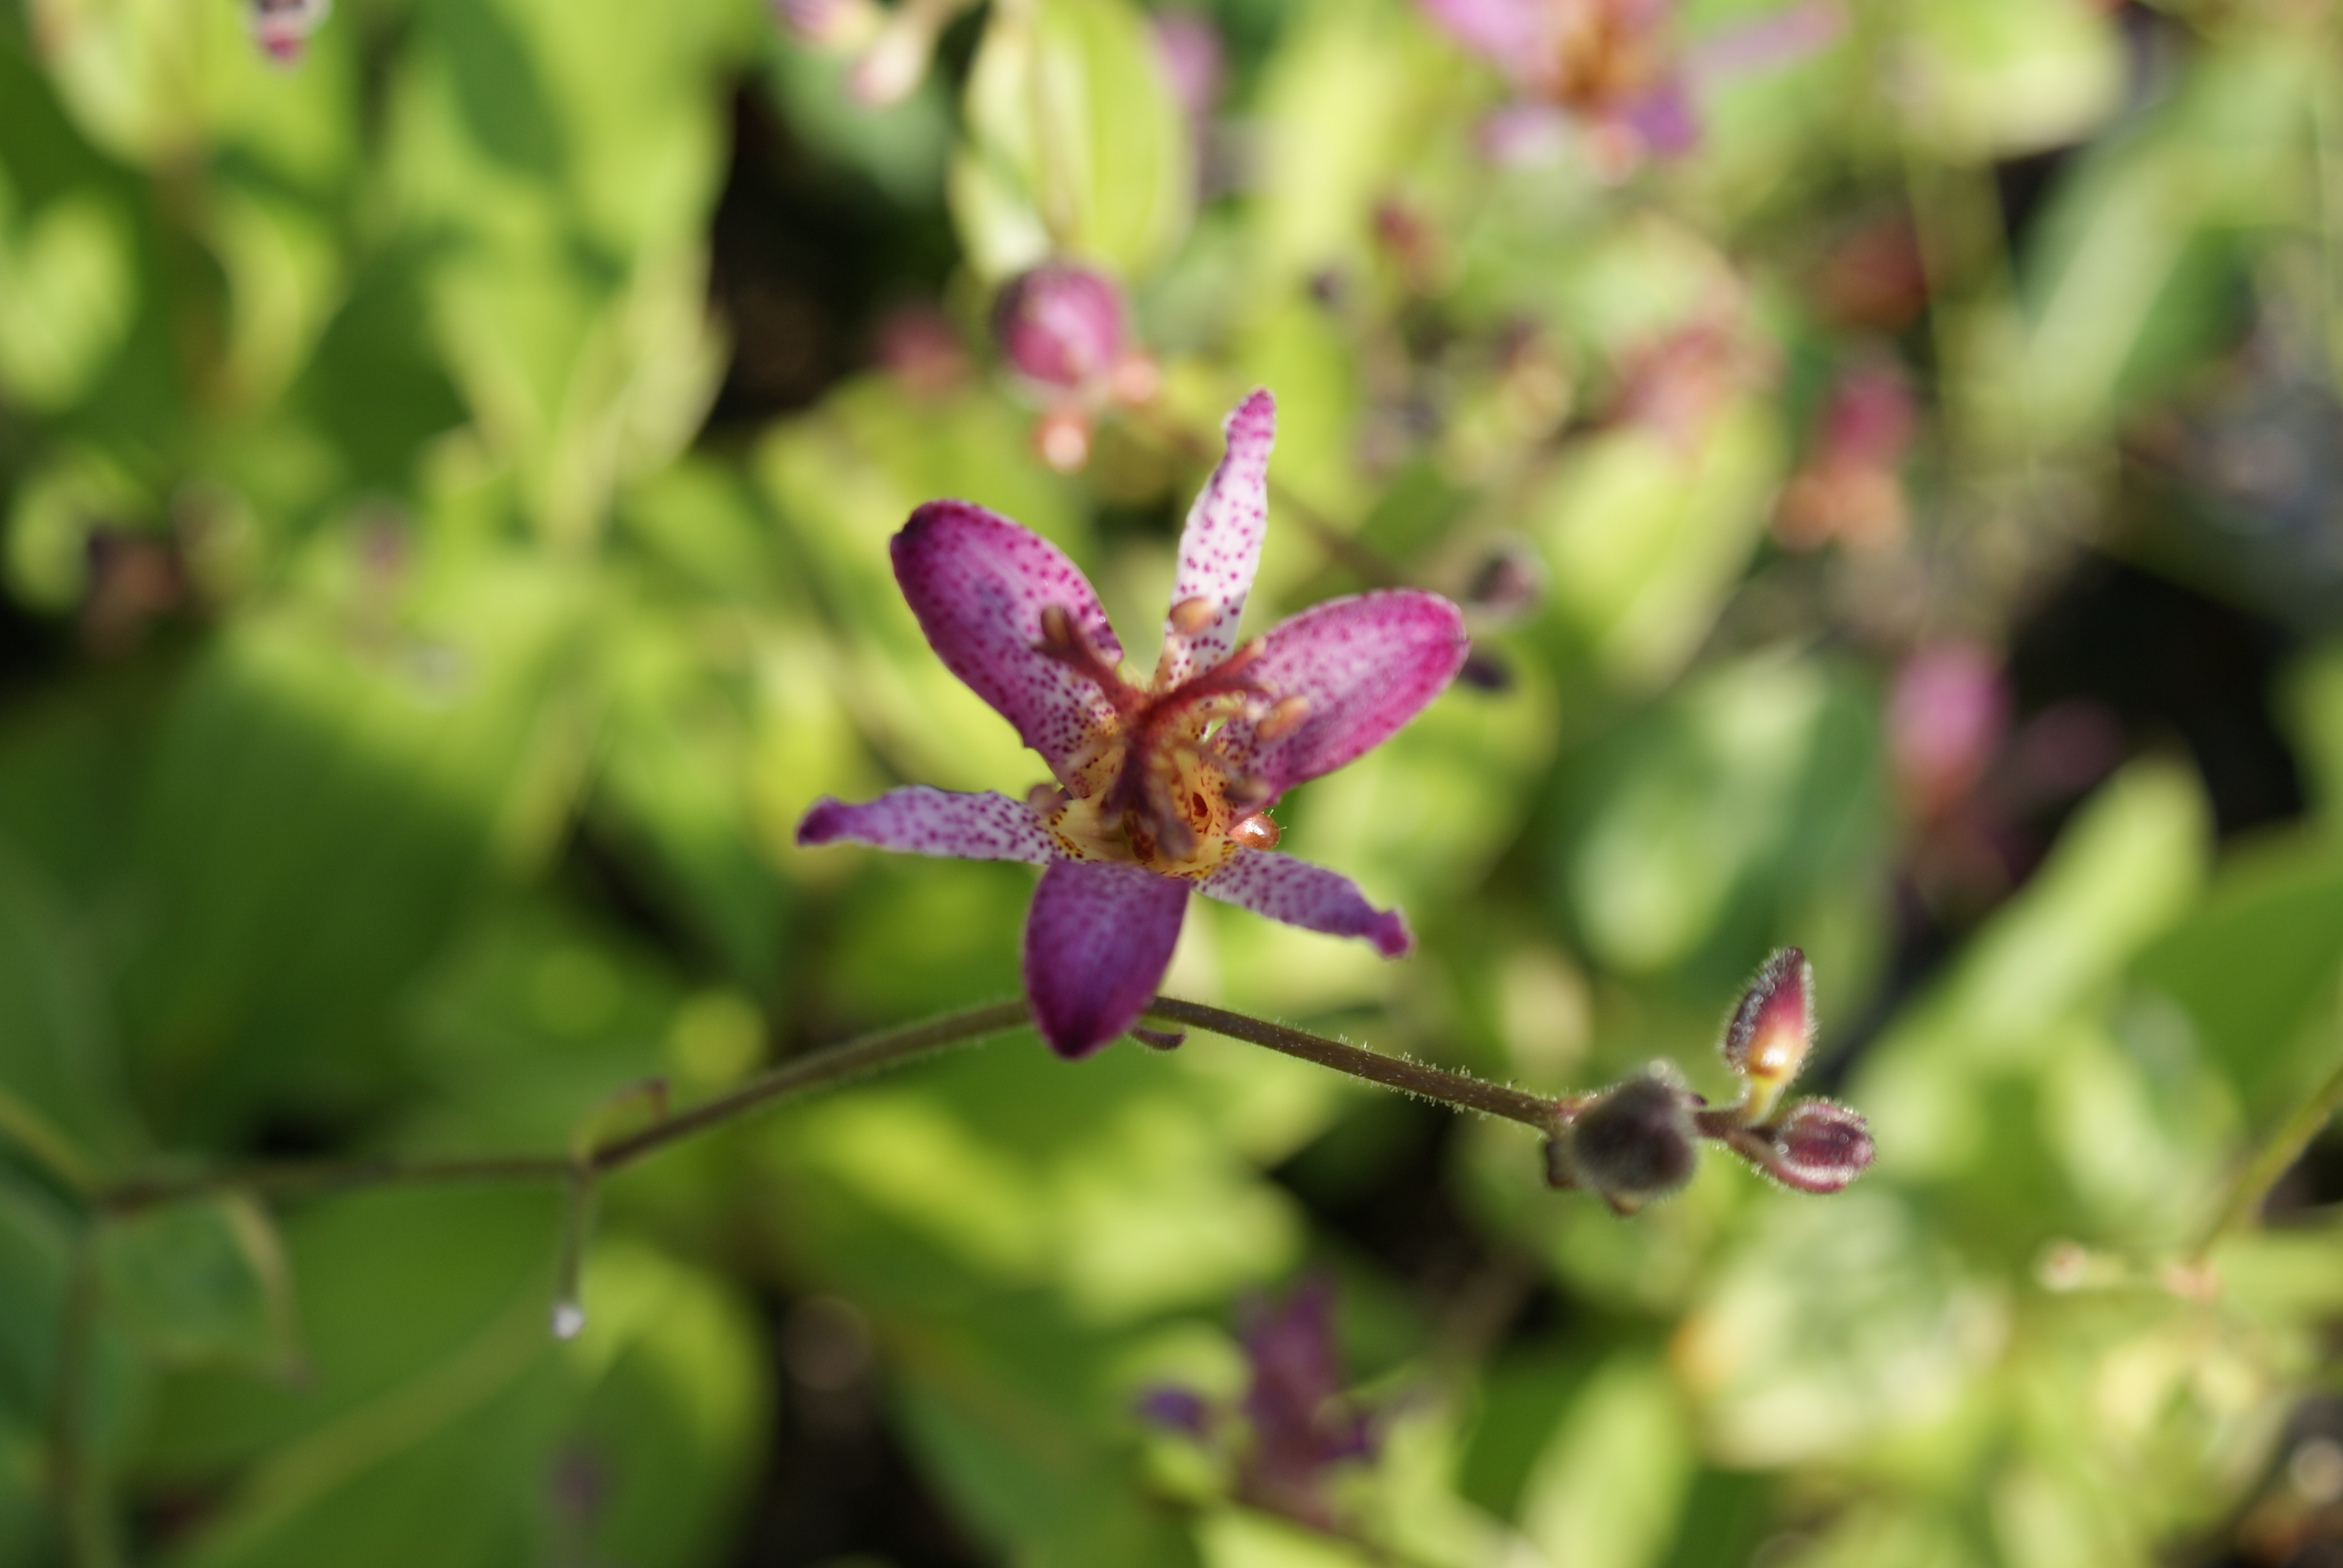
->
[1519,1354,1693,1568]
[951,0,1193,281]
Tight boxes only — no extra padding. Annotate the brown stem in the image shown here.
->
[1142,997,1567,1130]
[96,999,1034,1214]
[97,996,1562,1217]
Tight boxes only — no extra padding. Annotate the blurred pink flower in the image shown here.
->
[1150,9,1226,132]
[1420,0,1842,175]
[1610,318,1769,450]
[798,391,1469,1057]
[1775,356,1916,550]
[247,0,329,65]
[1138,1278,1377,1532]
[1889,642,2010,821]
[1237,1279,1377,1528]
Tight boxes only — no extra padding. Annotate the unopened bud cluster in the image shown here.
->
[989,264,1160,472]
[1542,946,1873,1213]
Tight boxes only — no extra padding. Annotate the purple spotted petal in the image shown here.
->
[1217,590,1469,797]
[892,501,1123,783]
[1686,0,1844,80]
[796,787,1058,865]
[1023,858,1191,1058]
[1161,390,1276,683]
[1414,0,1539,62]
[1200,851,1411,957]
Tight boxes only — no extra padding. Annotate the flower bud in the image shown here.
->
[248,0,329,65]
[1560,1070,1700,1214]
[1720,947,1813,1122]
[992,266,1127,392]
[1737,1099,1873,1194]
[1462,539,1547,625]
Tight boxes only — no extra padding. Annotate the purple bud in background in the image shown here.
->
[1149,9,1226,130]
[1564,1070,1700,1214]
[1463,538,1548,626]
[1749,1099,1874,1194]
[1889,642,2009,820]
[991,266,1128,392]
[248,0,330,65]
[1136,1385,1213,1436]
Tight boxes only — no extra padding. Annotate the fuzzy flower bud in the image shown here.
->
[991,266,1127,393]
[1555,1070,1700,1215]
[1721,947,1814,1122]
[1737,1099,1873,1194]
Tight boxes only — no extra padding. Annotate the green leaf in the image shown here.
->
[1532,407,1786,688]
[99,1197,293,1371]
[1518,1354,1693,1568]
[0,835,134,1187]
[950,0,1193,281]
[2134,831,2343,1123]
[0,173,136,413]
[1893,0,2124,159]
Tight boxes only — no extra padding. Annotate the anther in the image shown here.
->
[1225,774,1274,812]
[1254,694,1310,742]
[1026,782,1068,815]
[1037,603,1078,651]
[1169,595,1216,635]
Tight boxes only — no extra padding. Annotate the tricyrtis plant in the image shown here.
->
[799,390,1467,1056]
[72,391,1877,1393]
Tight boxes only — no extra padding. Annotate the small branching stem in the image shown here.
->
[2192,1022,2343,1264]
[1144,997,1570,1129]
[90,996,1564,1217]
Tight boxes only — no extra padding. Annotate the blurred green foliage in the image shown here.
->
[7,0,2343,1564]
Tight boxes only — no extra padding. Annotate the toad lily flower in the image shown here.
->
[797,390,1470,1058]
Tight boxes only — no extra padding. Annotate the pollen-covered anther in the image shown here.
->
[1230,813,1279,849]
[1254,694,1311,742]
[1169,595,1217,635]
[1223,773,1273,814]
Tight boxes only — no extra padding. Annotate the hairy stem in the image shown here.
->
[96,999,1033,1214]
[1144,997,1567,1130]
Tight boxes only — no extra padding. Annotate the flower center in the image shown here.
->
[1031,603,1288,877]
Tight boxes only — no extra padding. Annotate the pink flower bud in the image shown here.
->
[248,0,329,65]
[1561,1070,1700,1214]
[991,266,1127,392]
[1748,1099,1873,1193]
[1721,947,1813,1119]
[1889,642,2008,820]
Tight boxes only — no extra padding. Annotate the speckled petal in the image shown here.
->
[796,788,1060,864]
[1199,850,1411,958]
[1415,0,1540,62]
[892,501,1124,782]
[1217,590,1469,796]
[1161,389,1275,682]
[1022,858,1191,1058]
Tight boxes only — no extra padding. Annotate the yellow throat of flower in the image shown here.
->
[1031,601,1293,878]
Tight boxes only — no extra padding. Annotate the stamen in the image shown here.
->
[1230,813,1280,850]
[1037,603,1081,652]
[1026,782,1068,815]
[1169,595,1216,635]
[1254,694,1310,742]
[1034,601,1142,714]
[1225,774,1273,812]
